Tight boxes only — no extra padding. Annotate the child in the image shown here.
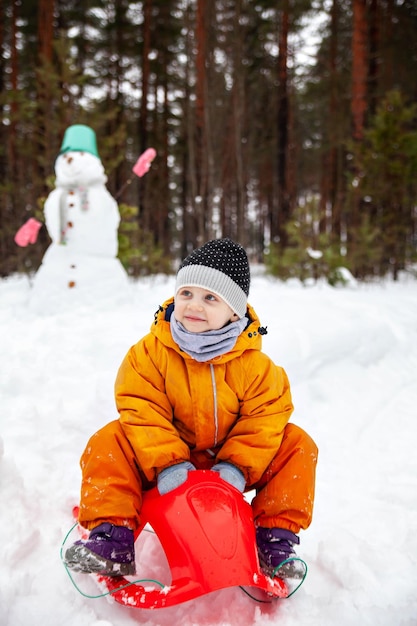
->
[65,238,318,579]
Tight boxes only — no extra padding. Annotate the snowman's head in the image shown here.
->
[54,151,108,187]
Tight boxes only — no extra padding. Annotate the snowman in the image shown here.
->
[31,125,129,311]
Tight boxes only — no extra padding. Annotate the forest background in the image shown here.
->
[1,0,417,283]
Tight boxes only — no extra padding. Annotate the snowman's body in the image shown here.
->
[31,148,129,311]
[44,151,120,256]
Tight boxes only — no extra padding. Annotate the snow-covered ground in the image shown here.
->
[1,271,416,626]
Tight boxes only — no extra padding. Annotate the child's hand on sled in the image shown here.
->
[157,461,196,495]
[211,462,246,492]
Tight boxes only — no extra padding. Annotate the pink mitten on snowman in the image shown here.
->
[132,148,156,178]
[14,218,42,247]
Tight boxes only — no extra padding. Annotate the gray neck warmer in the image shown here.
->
[170,314,247,362]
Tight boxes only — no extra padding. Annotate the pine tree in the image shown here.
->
[353,90,417,278]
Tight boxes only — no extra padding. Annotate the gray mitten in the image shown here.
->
[211,462,245,492]
[157,461,195,495]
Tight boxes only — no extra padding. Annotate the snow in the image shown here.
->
[1,268,417,626]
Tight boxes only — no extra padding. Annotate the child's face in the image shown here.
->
[174,286,239,332]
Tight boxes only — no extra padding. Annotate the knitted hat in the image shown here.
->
[175,238,250,318]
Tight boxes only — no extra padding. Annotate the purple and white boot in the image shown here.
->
[64,522,135,576]
[256,527,305,580]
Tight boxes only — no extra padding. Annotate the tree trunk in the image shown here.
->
[137,0,152,234]
[351,0,368,141]
[36,0,56,200]
[229,0,246,244]
[381,0,394,92]
[194,0,209,244]
[182,3,198,254]
[322,0,342,240]
[350,0,369,276]
[9,0,19,222]
[276,1,290,249]
[368,0,380,116]
[156,6,171,256]
[38,0,54,62]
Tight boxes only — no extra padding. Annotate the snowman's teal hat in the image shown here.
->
[59,124,99,158]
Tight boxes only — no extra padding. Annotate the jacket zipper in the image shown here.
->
[209,363,219,445]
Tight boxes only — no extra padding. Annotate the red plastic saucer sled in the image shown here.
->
[72,470,289,608]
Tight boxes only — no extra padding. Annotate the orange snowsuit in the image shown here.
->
[78,299,318,534]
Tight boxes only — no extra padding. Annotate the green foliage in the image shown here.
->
[351,90,417,278]
[118,204,173,277]
[265,199,348,285]
[346,212,384,280]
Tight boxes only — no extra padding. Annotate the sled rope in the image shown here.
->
[61,523,306,602]
[273,557,308,598]
[239,557,307,602]
[239,587,275,603]
[60,523,165,599]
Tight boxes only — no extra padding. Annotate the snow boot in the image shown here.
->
[64,522,135,576]
[256,527,305,579]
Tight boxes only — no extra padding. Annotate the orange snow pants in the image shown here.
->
[78,421,318,535]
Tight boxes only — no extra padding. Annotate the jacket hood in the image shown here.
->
[150,297,267,363]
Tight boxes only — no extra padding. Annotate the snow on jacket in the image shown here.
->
[116,297,294,487]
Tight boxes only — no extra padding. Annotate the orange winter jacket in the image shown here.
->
[116,298,294,487]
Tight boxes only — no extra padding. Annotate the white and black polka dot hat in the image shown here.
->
[175,238,250,318]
